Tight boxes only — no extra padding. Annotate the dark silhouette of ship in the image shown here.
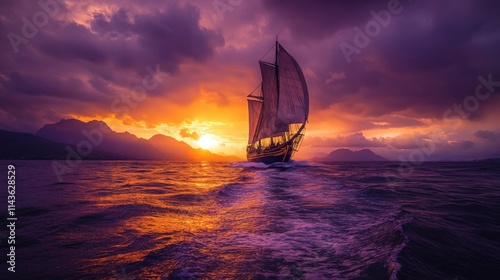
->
[246,39,309,164]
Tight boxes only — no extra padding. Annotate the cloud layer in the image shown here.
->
[1,0,499,159]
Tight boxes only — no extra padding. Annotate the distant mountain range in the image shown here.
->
[1,119,239,161]
[474,152,500,162]
[315,148,388,161]
[0,129,122,160]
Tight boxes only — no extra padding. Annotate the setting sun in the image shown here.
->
[197,134,219,150]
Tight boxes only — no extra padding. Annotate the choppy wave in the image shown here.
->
[2,160,500,279]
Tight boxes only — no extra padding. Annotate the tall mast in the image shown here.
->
[273,35,280,145]
[275,35,279,86]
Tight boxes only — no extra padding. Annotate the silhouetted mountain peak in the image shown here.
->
[37,119,112,138]
[320,148,387,161]
[149,134,177,142]
[41,118,110,130]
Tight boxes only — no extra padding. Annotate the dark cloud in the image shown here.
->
[446,140,475,150]
[0,0,224,132]
[271,0,500,120]
[385,133,425,150]
[474,130,500,142]
[179,128,200,140]
[306,132,475,154]
[33,4,224,74]
[3,71,104,102]
[306,132,386,148]
[263,0,386,40]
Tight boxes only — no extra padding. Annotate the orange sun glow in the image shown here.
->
[196,134,220,150]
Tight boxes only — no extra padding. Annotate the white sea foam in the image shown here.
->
[231,160,326,169]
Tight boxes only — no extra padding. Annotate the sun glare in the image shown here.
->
[197,134,219,150]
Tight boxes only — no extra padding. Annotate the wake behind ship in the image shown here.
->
[246,40,309,164]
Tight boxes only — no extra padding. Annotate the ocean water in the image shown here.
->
[1,160,499,280]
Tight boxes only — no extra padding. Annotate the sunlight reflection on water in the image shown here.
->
[6,160,500,279]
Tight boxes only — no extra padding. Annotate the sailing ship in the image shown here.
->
[246,39,309,164]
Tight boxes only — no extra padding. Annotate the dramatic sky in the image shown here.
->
[1,0,499,160]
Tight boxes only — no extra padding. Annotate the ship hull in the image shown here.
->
[247,143,293,164]
[247,130,305,164]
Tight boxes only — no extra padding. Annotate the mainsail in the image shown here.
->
[276,45,309,127]
[247,42,309,146]
[256,61,279,141]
